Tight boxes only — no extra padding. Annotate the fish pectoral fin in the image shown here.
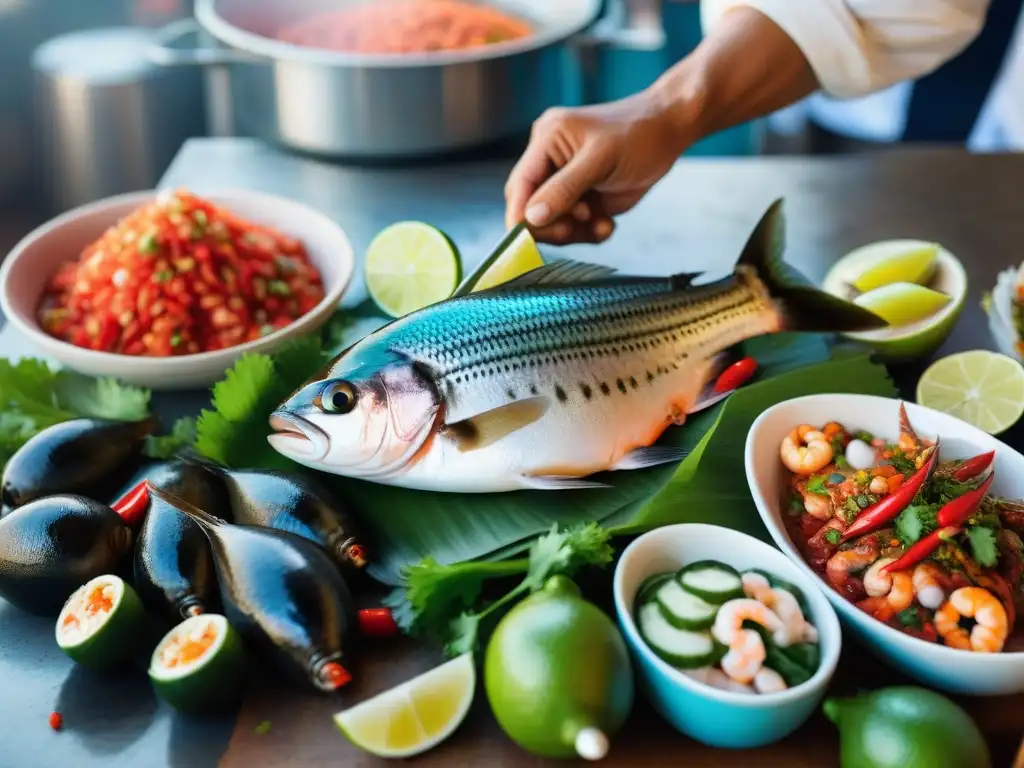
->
[610,446,690,471]
[686,389,733,415]
[442,396,550,452]
[518,475,610,491]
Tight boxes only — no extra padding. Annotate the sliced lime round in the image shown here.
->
[461,224,544,294]
[853,282,951,327]
[333,652,475,758]
[364,222,461,318]
[850,242,939,292]
[916,350,1024,434]
[56,574,146,671]
[148,613,248,713]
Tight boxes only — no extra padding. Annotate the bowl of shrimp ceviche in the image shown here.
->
[745,394,1024,696]
[613,524,842,749]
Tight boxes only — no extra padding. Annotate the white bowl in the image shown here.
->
[745,394,1024,696]
[612,524,842,748]
[0,189,354,390]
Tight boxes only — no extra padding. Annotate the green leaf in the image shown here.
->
[523,526,572,591]
[444,612,480,658]
[805,475,829,496]
[54,373,151,421]
[966,526,999,568]
[145,416,197,459]
[895,504,938,547]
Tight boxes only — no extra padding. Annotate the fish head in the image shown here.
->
[268,359,441,477]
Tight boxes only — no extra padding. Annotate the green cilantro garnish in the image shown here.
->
[389,523,614,657]
[825,529,842,545]
[895,504,939,547]
[267,280,291,296]
[806,475,829,496]
[153,270,173,283]
[138,229,159,254]
[854,430,874,443]
[887,453,916,475]
[897,607,921,629]
[834,454,850,470]
[145,417,196,460]
[966,526,1000,568]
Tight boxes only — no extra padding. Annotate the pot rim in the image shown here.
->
[195,0,602,69]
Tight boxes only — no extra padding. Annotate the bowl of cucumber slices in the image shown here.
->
[612,524,842,749]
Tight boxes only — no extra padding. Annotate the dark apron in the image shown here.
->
[903,0,1023,142]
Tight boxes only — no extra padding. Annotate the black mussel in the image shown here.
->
[2,417,157,513]
[0,495,133,615]
[134,487,218,622]
[112,460,232,526]
[152,487,355,692]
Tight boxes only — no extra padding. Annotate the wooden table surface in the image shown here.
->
[3,142,1024,768]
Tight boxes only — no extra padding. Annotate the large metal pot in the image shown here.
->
[150,0,603,158]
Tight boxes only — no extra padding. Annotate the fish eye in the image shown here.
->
[318,381,357,414]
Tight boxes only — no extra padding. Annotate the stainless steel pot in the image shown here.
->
[149,0,604,158]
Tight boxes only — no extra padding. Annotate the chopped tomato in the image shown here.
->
[38,189,324,357]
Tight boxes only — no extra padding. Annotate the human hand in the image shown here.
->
[504,89,691,244]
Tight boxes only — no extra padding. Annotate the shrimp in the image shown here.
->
[741,575,817,645]
[753,667,788,694]
[703,668,755,694]
[911,562,948,610]
[862,557,914,612]
[935,587,1008,653]
[712,599,786,647]
[781,425,834,475]
[741,572,772,601]
[803,492,832,520]
[720,628,766,685]
[856,596,897,623]
[826,540,879,591]
[897,403,922,456]
[868,476,889,495]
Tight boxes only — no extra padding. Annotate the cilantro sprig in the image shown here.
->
[386,523,614,657]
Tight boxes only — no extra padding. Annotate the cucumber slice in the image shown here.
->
[149,613,248,713]
[678,561,745,604]
[655,580,718,630]
[637,602,722,669]
[636,572,675,606]
[743,568,811,614]
[55,575,146,671]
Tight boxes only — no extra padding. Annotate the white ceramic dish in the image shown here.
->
[746,394,1024,696]
[0,189,354,390]
[613,524,842,749]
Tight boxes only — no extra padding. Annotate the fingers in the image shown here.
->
[522,143,610,228]
[530,194,615,244]
[504,138,554,229]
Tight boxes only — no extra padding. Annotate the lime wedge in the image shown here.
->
[333,653,475,758]
[364,222,461,318]
[851,243,939,292]
[916,350,1024,434]
[459,224,544,294]
[853,282,951,327]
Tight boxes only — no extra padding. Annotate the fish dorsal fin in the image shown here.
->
[670,272,703,289]
[497,258,619,289]
[442,396,550,452]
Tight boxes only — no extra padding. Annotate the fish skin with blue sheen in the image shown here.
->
[268,200,887,493]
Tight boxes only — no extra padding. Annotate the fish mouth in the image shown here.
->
[268,411,331,461]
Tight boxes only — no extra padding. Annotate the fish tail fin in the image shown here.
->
[736,199,888,332]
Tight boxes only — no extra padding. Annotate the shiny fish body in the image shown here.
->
[268,201,887,492]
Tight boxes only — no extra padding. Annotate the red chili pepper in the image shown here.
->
[951,450,995,481]
[111,480,150,528]
[48,712,63,731]
[882,526,961,573]
[936,472,994,527]
[840,443,940,542]
[713,357,758,393]
[358,608,400,638]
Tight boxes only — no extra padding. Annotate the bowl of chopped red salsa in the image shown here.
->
[745,394,1024,696]
[0,189,353,389]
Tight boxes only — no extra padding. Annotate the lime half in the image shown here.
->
[916,350,1024,434]
[333,653,475,758]
[365,222,461,318]
[458,224,544,294]
[56,574,146,671]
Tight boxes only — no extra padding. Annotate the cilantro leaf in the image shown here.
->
[805,475,829,496]
[145,416,197,459]
[897,607,921,629]
[966,526,1000,568]
[825,528,842,545]
[523,525,572,591]
[55,373,151,421]
[444,612,481,658]
[895,504,938,547]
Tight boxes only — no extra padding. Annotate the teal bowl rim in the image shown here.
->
[612,523,842,710]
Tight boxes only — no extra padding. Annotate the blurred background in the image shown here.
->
[0,0,1020,253]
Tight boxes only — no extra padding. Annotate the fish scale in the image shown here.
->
[268,200,889,492]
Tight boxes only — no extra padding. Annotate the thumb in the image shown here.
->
[524,143,610,228]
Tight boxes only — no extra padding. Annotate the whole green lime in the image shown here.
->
[484,576,635,760]
[824,686,991,768]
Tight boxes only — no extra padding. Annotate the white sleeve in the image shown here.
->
[700,0,991,99]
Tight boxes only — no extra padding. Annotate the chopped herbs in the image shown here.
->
[834,454,850,470]
[897,607,922,629]
[806,475,829,496]
[788,494,805,515]
[966,526,999,568]
[138,230,159,254]
[887,452,916,475]
[895,504,939,547]
[153,269,173,283]
[825,528,842,545]
[854,494,871,509]
[854,430,874,443]
[267,280,291,296]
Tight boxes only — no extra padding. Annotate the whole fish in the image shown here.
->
[268,200,886,492]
